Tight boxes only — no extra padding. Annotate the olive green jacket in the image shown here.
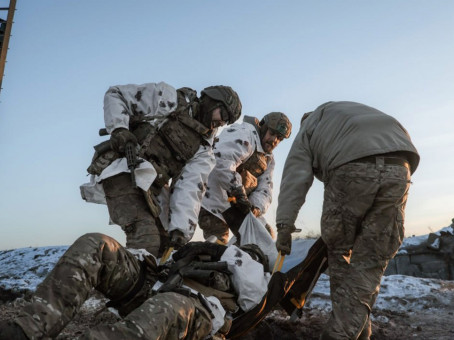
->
[276,101,419,227]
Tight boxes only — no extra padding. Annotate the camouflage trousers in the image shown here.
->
[14,233,212,340]
[103,173,168,257]
[320,159,410,340]
[199,207,230,244]
[80,292,212,340]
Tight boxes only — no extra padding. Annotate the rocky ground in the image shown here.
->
[245,305,454,340]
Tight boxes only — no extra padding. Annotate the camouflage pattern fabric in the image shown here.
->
[200,117,275,243]
[199,207,230,244]
[14,233,145,339]
[103,173,168,257]
[13,233,213,340]
[320,160,410,340]
[80,292,212,340]
[81,81,218,245]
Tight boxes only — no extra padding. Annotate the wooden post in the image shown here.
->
[0,0,17,94]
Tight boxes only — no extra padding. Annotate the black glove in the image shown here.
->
[229,186,252,215]
[173,242,227,262]
[110,128,138,154]
[276,224,296,255]
[169,230,187,250]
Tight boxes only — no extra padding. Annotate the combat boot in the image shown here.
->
[0,320,29,340]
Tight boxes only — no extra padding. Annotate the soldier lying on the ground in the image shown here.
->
[0,233,271,340]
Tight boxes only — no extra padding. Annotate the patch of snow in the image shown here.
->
[277,225,454,316]
[0,246,68,292]
[435,225,454,236]
[80,296,107,313]
[298,272,454,316]
[399,234,427,250]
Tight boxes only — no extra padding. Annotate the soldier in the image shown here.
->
[0,233,270,340]
[80,82,242,257]
[275,101,419,340]
[199,112,292,244]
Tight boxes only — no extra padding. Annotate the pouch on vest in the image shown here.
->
[140,112,207,183]
[182,261,231,291]
[183,278,238,313]
[239,169,258,195]
[159,114,207,162]
[237,151,268,177]
[236,151,268,195]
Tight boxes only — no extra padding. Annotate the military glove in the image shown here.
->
[276,224,297,255]
[229,186,252,215]
[173,241,227,262]
[169,230,187,250]
[110,128,138,154]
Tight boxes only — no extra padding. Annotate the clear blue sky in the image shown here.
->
[0,0,453,250]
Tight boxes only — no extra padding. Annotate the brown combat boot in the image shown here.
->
[0,320,29,340]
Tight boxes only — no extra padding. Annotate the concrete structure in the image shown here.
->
[385,219,454,280]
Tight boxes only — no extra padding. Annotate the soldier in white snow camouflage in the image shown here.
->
[200,112,292,244]
[80,82,242,256]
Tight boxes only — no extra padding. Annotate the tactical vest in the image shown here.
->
[88,88,211,192]
[236,117,269,195]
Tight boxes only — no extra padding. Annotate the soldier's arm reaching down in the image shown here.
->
[210,125,256,192]
[248,157,275,215]
[167,143,216,243]
[276,127,315,228]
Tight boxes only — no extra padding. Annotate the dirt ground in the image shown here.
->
[1,290,453,340]
[246,307,454,340]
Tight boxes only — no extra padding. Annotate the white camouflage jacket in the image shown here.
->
[201,119,275,223]
[80,82,216,241]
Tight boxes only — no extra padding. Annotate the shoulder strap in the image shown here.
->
[183,278,238,312]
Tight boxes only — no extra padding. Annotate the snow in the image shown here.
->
[0,245,68,292]
[396,222,453,254]
[435,225,454,236]
[399,234,428,251]
[304,273,451,316]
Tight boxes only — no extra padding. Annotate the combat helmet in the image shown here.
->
[200,85,242,126]
[259,112,292,139]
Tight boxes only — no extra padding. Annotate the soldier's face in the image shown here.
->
[261,129,282,153]
[210,108,226,129]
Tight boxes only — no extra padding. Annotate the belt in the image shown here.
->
[353,155,410,168]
